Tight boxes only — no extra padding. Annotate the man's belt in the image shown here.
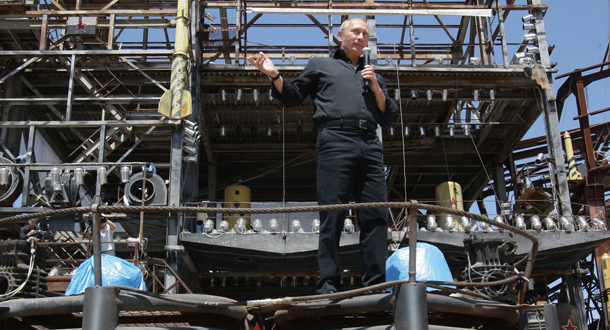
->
[320,119,377,131]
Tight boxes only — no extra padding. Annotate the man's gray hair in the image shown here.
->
[339,17,366,33]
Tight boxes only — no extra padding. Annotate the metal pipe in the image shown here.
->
[0,293,247,322]
[326,326,475,330]
[274,293,393,325]
[246,8,492,17]
[409,201,418,282]
[427,294,520,325]
[274,291,520,326]
[394,283,428,330]
[82,287,118,330]
[91,211,102,286]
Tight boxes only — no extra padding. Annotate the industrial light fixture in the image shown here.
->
[559,216,573,232]
[184,145,198,155]
[441,89,448,101]
[426,215,438,231]
[204,12,216,22]
[524,33,537,41]
[394,89,400,101]
[576,216,590,232]
[526,46,540,54]
[419,126,426,138]
[252,219,263,233]
[184,126,199,139]
[489,89,496,102]
[444,215,455,231]
[0,168,8,185]
[120,166,132,183]
[203,219,215,233]
[459,216,471,232]
[236,89,242,101]
[221,89,226,102]
[184,119,198,131]
[404,126,410,138]
[97,166,108,185]
[448,126,455,138]
[183,136,197,146]
[289,55,296,64]
[269,218,279,232]
[494,215,505,230]
[386,55,393,65]
[464,124,470,137]
[530,215,542,230]
[479,220,490,231]
[522,14,535,23]
[535,153,545,164]
[514,214,526,230]
[267,126,273,137]
[235,217,247,233]
[469,57,480,65]
[311,219,320,233]
[268,88,273,102]
[473,89,479,101]
[252,89,259,102]
[344,218,354,233]
[220,126,226,137]
[291,219,302,232]
[592,218,606,230]
[74,167,85,186]
[434,126,441,138]
[543,217,557,231]
[389,126,394,137]
[410,89,417,101]
[219,220,230,232]
[522,23,536,30]
[426,89,433,102]
[51,167,61,185]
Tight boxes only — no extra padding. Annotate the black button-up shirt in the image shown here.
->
[272,49,397,128]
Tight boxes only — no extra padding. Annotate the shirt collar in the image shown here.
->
[333,49,364,68]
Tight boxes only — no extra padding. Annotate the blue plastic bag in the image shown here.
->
[386,242,454,291]
[65,254,146,295]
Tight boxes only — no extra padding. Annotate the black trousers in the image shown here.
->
[315,126,389,293]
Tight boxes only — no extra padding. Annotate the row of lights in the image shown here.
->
[218,88,496,104]
[513,14,539,65]
[392,124,475,139]
[5,165,140,191]
[200,214,606,234]
[423,214,605,232]
[217,123,475,139]
[394,88,495,102]
[220,89,274,103]
[219,125,277,138]
[183,119,200,163]
[202,217,356,234]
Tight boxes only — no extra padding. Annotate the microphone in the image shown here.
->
[362,47,371,90]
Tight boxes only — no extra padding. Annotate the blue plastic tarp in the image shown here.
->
[65,254,146,295]
[386,242,454,291]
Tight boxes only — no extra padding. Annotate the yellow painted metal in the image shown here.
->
[435,181,464,231]
[158,0,192,119]
[224,185,252,227]
[563,131,583,180]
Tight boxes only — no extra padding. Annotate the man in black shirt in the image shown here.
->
[247,17,397,294]
[19,218,44,240]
